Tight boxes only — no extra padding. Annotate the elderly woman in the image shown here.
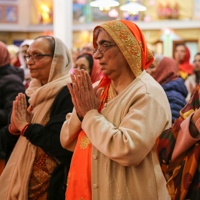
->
[60,20,171,200]
[0,36,73,200]
[147,55,187,124]
[74,53,102,83]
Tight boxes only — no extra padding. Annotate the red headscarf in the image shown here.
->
[178,46,193,75]
[153,57,179,85]
[0,41,10,67]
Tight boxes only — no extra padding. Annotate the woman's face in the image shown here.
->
[193,55,200,72]
[27,38,53,85]
[93,30,129,80]
[21,45,29,62]
[174,45,186,63]
[74,57,91,74]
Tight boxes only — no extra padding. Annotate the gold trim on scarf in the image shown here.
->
[99,20,143,77]
[79,135,92,149]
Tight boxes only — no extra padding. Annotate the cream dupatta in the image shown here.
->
[0,37,73,200]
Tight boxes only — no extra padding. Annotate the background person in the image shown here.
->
[61,20,171,200]
[0,41,24,130]
[156,84,200,200]
[174,43,193,81]
[19,39,34,89]
[147,54,187,124]
[0,41,24,176]
[80,42,94,54]
[185,52,200,102]
[74,53,102,83]
[0,36,73,200]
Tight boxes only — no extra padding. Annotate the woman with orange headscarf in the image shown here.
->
[60,20,171,200]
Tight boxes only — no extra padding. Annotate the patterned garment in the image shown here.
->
[156,84,200,200]
[28,111,60,200]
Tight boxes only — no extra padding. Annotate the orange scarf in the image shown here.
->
[65,20,154,200]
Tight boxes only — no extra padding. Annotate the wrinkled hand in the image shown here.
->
[13,93,32,132]
[67,69,102,120]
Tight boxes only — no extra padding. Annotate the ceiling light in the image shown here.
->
[120,1,147,15]
[90,0,119,12]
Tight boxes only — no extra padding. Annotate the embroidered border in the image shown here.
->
[79,135,92,149]
[99,21,143,77]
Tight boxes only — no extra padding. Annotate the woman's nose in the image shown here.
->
[93,50,102,60]
[27,58,34,65]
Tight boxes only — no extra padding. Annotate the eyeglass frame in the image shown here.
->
[24,53,53,63]
[93,42,116,55]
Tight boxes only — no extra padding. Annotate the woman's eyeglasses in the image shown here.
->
[93,43,116,55]
[24,54,53,63]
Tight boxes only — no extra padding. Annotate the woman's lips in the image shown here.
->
[100,63,106,69]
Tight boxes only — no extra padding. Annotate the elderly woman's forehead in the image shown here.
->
[96,29,113,42]
[28,38,51,52]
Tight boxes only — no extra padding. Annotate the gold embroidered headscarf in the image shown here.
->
[93,20,154,77]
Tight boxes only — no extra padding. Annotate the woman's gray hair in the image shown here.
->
[94,27,113,42]
[35,36,55,55]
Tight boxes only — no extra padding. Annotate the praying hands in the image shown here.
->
[67,69,102,120]
[11,93,32,133]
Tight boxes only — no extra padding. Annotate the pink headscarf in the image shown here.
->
[0,41,10,67]
[153,57,179,85]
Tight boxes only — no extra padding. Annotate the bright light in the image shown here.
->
[164,28,171,35]
[108,9,119,18]
[99,6,111,11]
[41,5,49,12]
[90,0,119,8]
[120,2,146,12]
[128,10,139,15]
[42,12,49,21]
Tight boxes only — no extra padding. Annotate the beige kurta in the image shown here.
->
[61,71,172,200]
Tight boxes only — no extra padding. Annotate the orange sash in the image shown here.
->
[65,77,111,200]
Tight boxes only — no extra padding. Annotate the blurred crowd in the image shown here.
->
[0,20,200,200]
